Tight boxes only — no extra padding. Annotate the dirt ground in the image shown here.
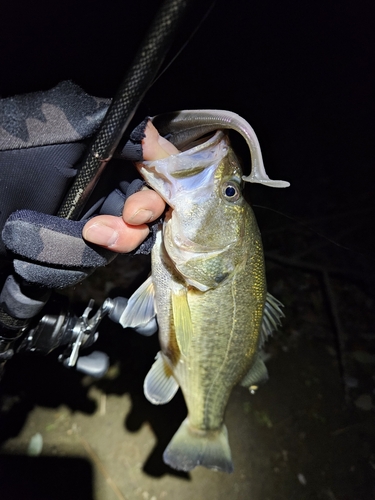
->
[0,211,374,500]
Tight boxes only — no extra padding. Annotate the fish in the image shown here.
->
[120,111,287,473]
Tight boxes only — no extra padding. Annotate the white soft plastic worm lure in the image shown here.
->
[152,109,290,188]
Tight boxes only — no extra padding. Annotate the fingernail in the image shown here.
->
[83,224,119,247]
[129,209,153,224]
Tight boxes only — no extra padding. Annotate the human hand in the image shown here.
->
[82,120,178,253]
[82,189,165,253]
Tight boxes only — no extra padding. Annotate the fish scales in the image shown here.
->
[169,228,265,432]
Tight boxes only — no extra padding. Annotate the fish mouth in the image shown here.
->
[136,131,228,207]
[169,165,207,179]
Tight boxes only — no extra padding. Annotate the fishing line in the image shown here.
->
[151,0,217,86]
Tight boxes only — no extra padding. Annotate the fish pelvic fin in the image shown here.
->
[144,352,179,405]
[259,292,285,347]
[163,418,234,473]
[119,275,155,329]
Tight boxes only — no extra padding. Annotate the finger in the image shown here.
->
[123,189,165,225]
[141,120,179,160]
[82,215,150,253]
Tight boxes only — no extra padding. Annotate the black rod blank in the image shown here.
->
[58,0,189,220]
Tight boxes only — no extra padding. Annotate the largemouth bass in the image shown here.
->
[121,112,286,473]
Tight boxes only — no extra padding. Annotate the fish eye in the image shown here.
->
[222,181,241,202]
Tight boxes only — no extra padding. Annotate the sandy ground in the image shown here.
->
[0,215,374,500]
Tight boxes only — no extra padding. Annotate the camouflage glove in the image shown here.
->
[1,179,158,289]
[1,103,158,290]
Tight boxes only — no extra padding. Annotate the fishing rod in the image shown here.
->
[57,0,190,220]
[0,0,208,378]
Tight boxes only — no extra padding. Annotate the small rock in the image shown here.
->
[297,473,307,485]
[27,433,43,456]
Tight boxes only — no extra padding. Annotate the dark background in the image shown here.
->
[1,0,374,229]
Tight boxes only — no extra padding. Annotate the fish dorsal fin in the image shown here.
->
[259,293,285,347]
[240,354,269,392]
[119,275,155,328]
[171,287,193,357]
[144,352,179,405]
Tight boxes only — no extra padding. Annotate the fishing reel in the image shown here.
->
[17,295,126,377]
[0,273,156,380]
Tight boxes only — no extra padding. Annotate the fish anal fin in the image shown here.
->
[163,418,233,473]
[171,287,193,357]
[144,352,179,405]
[260,292,285,347]
[240,355,269,392]
[119,276,155,329]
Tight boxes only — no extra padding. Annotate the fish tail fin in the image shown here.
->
[163,418,234,473]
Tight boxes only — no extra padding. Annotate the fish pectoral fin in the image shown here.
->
[119,275,155,329]
[171,287,193,357]
[144,352,179,405]
[163,418,233,473]
[259,292,285,347]
[240,354,269,392]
